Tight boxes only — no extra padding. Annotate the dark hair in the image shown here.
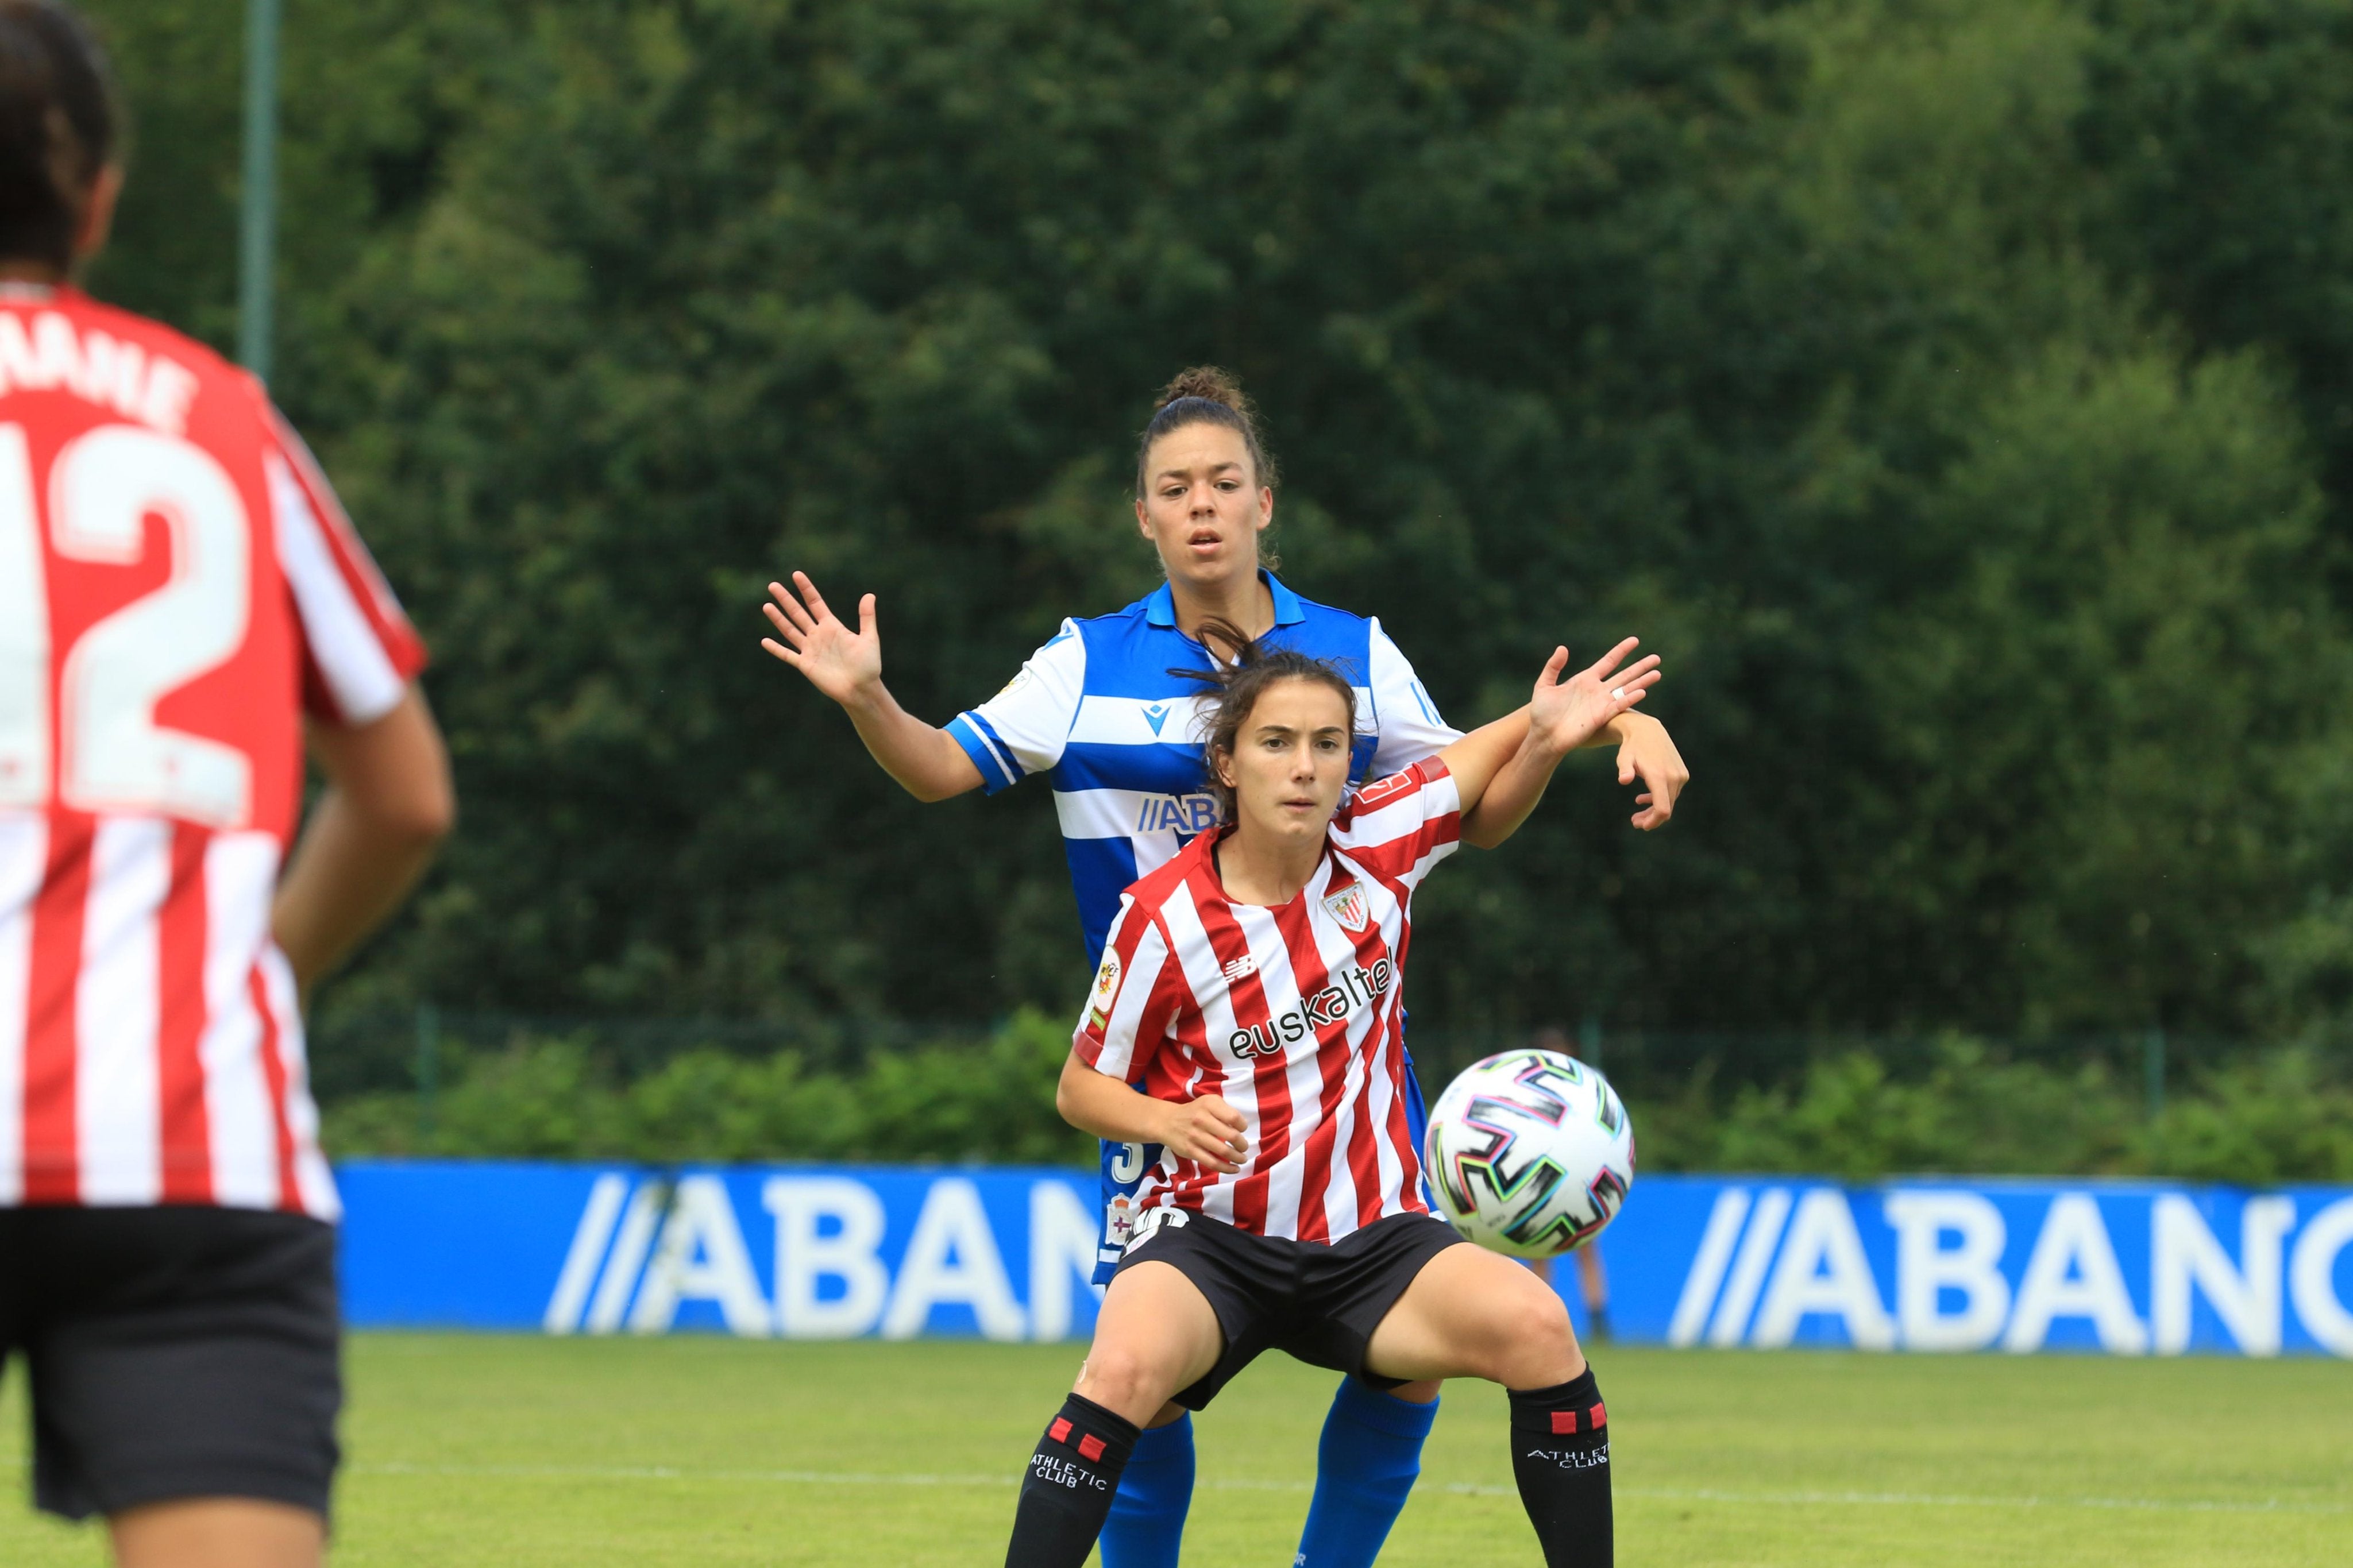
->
[1133,366,1280,499]
[1179,618,1356,827]
[0,1,115,273]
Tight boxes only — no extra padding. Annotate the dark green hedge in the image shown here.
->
[325,1020,2353,1185]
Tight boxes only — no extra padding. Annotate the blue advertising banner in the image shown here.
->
[335,1163,2353,1356]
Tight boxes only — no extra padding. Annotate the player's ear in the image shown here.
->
[1134,495,1153,538]
[75,164,122,262]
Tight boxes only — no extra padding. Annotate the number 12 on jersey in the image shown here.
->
[0,420,254,827]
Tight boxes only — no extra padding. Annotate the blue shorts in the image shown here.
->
[1092,1044,1436,1285]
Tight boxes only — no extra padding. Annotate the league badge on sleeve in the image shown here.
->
[1321,882,1370,933]
[1086,949,1123,1032]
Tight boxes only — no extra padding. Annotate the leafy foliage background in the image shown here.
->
[76,0,2353,1051]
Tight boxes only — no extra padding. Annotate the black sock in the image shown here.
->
[1508,1368,1613,1568]
[1005,1393,1141,1567]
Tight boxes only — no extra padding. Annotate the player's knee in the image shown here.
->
[1075,1344,1172,1415]
[1487,1283,1580,1385]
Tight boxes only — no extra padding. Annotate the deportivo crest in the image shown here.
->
[1087,949,1123,1030]
[1321,882,1370,932]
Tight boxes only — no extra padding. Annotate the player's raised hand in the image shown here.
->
[1156,1094,1249,1175]
[762,571,882,706]
[1528,638,1660,759]
[1614,713,1689,831]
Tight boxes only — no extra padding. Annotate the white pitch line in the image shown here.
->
[1611,1486,2347,1518]
[346,1462,2347,1517]
[357,1462,1014,1488]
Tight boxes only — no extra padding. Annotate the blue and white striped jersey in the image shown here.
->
[948,571,1461,965]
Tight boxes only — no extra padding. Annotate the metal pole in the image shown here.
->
[238,0,281,381]
[1580,1014,1604,1075]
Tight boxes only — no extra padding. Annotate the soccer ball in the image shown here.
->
[1423,1049,1635,1258]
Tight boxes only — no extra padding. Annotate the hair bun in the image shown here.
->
[1136,364,1278,497]
[1157,365,1248,415]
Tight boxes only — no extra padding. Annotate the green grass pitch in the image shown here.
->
[4,1334,2348,1565]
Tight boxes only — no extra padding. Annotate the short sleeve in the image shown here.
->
[1074,897,1182,1082]
[265,408,427,727]
[948,620,1087,794]
[1365,618,1461,776]
[1331,758,1463,891]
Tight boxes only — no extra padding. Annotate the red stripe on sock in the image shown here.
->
[1078,1434,1106,1462]
[1551,1410,1578,1435]
[1589,1401,1606,1428]
[1047,1418,1072,1444]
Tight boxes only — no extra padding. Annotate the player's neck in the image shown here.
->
[1213,825,1323,907]
[1170,569,1274,644]
[0,260,64,286]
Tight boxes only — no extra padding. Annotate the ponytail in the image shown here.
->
[1176,618,1356,826]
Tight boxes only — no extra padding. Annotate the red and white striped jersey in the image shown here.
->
[0,285,425,1218]
[1076,759,1461,1243]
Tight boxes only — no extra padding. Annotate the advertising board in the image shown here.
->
[337,1163,2353,1355]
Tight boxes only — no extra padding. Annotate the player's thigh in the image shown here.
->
[1361,1243,1583,1388]
[1075,1261,1224,1425]
[111,1497,323,1568]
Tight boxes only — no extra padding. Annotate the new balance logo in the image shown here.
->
[1124,1206,1189,1252]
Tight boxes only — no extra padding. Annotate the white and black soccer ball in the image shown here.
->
[1423,1049,1634,1258]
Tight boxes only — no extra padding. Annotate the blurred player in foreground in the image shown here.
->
[1529,1026,1612,1341]
[766,369,1686,1568]
[1007,623,1657,1567]
[0,5,451,1563]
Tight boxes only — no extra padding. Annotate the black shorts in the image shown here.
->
[0,1206,342,1522]
[1113,1208,1465,1410]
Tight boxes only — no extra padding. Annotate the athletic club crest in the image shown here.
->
[1321,882,1370,932]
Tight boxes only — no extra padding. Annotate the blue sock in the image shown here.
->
[1295,1378,1440,1568]
[1098,1411,1194,1568]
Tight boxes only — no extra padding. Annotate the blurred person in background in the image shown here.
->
[0,4,451,1565]
[1527,1027,1611,1342]
[766,368,1685,1568]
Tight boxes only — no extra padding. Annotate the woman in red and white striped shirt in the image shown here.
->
[1002,622,1657,1568]
[0,6,452,1565]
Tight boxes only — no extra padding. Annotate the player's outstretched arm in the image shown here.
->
[1056,1051,1247,1175]
[1456,701,1686,847]
[1440,639,1659,842]
[761,571,983,801]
